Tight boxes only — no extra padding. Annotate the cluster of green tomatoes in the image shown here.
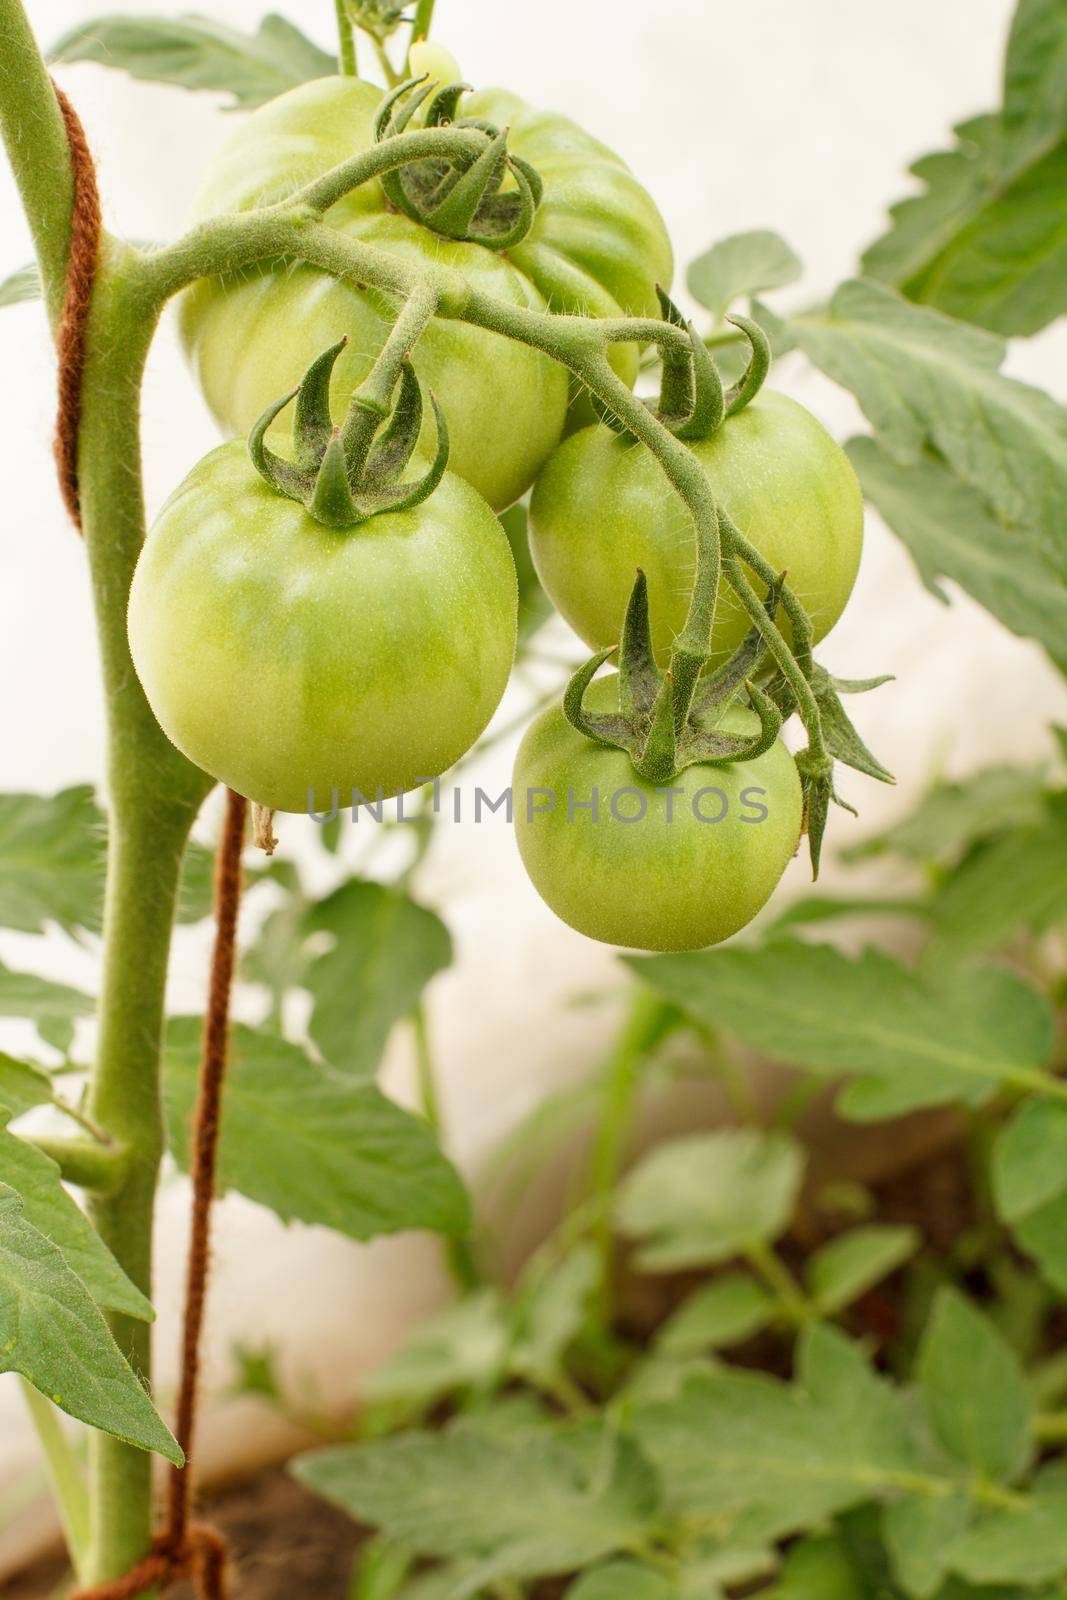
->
[127,59,865,953]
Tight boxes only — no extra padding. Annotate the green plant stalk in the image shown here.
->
[76,251,213,1583]
[588,990,670,1321]
[20,1380,90,1579]
[334,0,358,76]
[30,1134,127,1192]
[0,0,73,327]
[410,0,437,45]
[745,1239,814,1325]
[411,1003,481,1292]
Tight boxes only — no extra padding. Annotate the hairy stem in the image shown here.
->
[76,247,212,1585]
[588,990,670,1322]
[21,1381,91,1579]
[410,0,437,45]
[0,0,74,325]
[334,0,358,76]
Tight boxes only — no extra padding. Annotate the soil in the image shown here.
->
[0,1136,990,1600]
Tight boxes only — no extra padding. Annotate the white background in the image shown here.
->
[3,0,1067,1567]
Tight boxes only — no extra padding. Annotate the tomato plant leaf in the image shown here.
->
[0,787,106,937]
[566,1562,680,1599]
[302,879,452,1079]
[294,1422,661,1585]
[0,261,41,308]
[0,960,95,1054]
[845,762,1051,866]
[510,1243,599,1386]
[0,1114,151,1319]
[786,281,1067,653]
[0,1185,180,1462]
[993,1101,1067,1294]
[632,1325,920,1544]
[917,1289,1031,1483]
[686,230,802,320]
[922,803,1067,963]
[848,436,1067,663]
[363,1289,510,1412]
[882,1490,971,1599]
[615,1128,803,1272]
[49,13,335,111]
[862,0,1067,335]
[948,1472,1067,1587]
[655,1274,775,1357]
[626,942,1056,1120]
[0,1052,54,1119]
[162,1018,470,1241]
[805,1225,918,1316]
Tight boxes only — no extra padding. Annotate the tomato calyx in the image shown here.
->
[248,337,448,530]
[374,76,543,250]
[563,567,785,787]
[593,292,772,444]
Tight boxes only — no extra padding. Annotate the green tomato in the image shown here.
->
[179,76,672,511]
[513,678,802,952]
[128,444,517,813]
[529,391,864,664]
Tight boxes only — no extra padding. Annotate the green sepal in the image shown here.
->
[768,664,895,786]
[373,77,542,250]
[724,314,771,417]
[293,337,347,472]
[248,344,450,531]
[563,567,789,783]
[308,430,359,529]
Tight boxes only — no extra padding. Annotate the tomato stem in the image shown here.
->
[334,0,358,77]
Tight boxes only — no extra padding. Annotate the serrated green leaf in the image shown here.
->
[883,1490,970,1599]
[949,1484,1067,1587]
[849,436,1067,660]
[773,1533,872,1599]
[49,13,334,110]
[0,960,94,1053]
[686,230,802,319]
[0,788,105,937]
[846,764,1051,866]
[615,1129,803,1272]
[626,942,1055,1121]
[923,807,1067,963]
[0,262,41,308]
[294,1422,660,1585]
[788,282,1067,612]
[363,1289,509,1409]
[655,1274,774,1356]
[0,1185,180,1462]
[303,879,452,1078]
[510,1243,599,1386]
[163,1018,470,1242]
[0,1053,54,1119]
[806,1225,919,1315]
[633,1325,920,1543]
[863,0,1067,336]
[0,1114,151,1319]
[993,1101,1067,1294]
[918,1290,1031,1483]
[566,1561,680,1599]
[767,895,927,933]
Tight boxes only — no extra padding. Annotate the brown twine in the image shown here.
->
[50,80,101,532]
[71,789,248,1600]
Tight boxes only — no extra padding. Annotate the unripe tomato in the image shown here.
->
[513,677,802,952]
[179,76,672,511]
[128,444,517,812]
[529,391,863,664]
